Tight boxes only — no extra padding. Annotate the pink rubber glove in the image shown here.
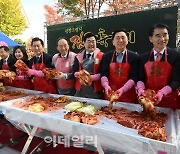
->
[154,86,172,102]
[90,74,100,81]
[116,88,124,97]
[15,76,26,80]
[116,79,134,97]
[26,69,44,77]
[74,72,79,78]
[101,76,111,95]
[136,81,145,96]
[137,88,145,96]
[154,91,164,103]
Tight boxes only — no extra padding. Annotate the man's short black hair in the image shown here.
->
[83,32,96,42]
[149,23,169,37]
[112,29,128,40]
[0,46,9,52]
[31,37,44,46]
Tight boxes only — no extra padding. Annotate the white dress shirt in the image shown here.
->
[153,49,164,61]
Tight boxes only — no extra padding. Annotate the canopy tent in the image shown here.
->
[0,32,20,47]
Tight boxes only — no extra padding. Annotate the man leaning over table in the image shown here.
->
[100,29,139,103]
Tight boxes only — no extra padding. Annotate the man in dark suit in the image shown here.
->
[100,29,139,103]
[137,23,180,109]
[26,37,57,93]
[0,45,16,86]
[0,46,16,71]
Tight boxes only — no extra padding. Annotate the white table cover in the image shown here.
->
[0,93,178,154]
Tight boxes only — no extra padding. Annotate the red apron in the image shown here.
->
[32,55,57,94]
[107,51,137,103]
[144,50,180,109]
[14,69,33,90]
[2,64,14,86]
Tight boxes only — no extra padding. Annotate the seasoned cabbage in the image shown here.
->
[77,105,96,115]
[65,101,83,111]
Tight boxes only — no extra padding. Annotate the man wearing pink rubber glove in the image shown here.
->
[27,37,57,93]
[138,23,180,109]
[72,32,104,99]
[100,29,139,103]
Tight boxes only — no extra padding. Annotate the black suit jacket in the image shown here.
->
[100,50,139,82]
[0,54,16,72]
[139,47,180,90]
[29,52,54,69]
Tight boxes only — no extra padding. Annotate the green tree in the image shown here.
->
[58,0,105,19]
[0,0,26,36]
[14,38,26,46]
[59,0,84,17]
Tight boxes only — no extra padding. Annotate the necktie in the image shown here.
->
[35,57,40,63]
[156,52,161,62]
[3,59,6,64]
[87,54,91,59]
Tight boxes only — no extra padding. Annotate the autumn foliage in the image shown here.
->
[44,4,64,25]
[44,0,178,26]
[104,0,149,16]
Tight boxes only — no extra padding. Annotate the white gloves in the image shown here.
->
[54,72,67,79]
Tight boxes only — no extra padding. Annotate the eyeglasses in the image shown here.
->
[86,40,96,44]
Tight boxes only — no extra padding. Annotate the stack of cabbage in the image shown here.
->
[65,101,96,115]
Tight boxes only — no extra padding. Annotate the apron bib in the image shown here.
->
[107,51,137,103]
[144,50,180,109]
[32,54,57,94]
